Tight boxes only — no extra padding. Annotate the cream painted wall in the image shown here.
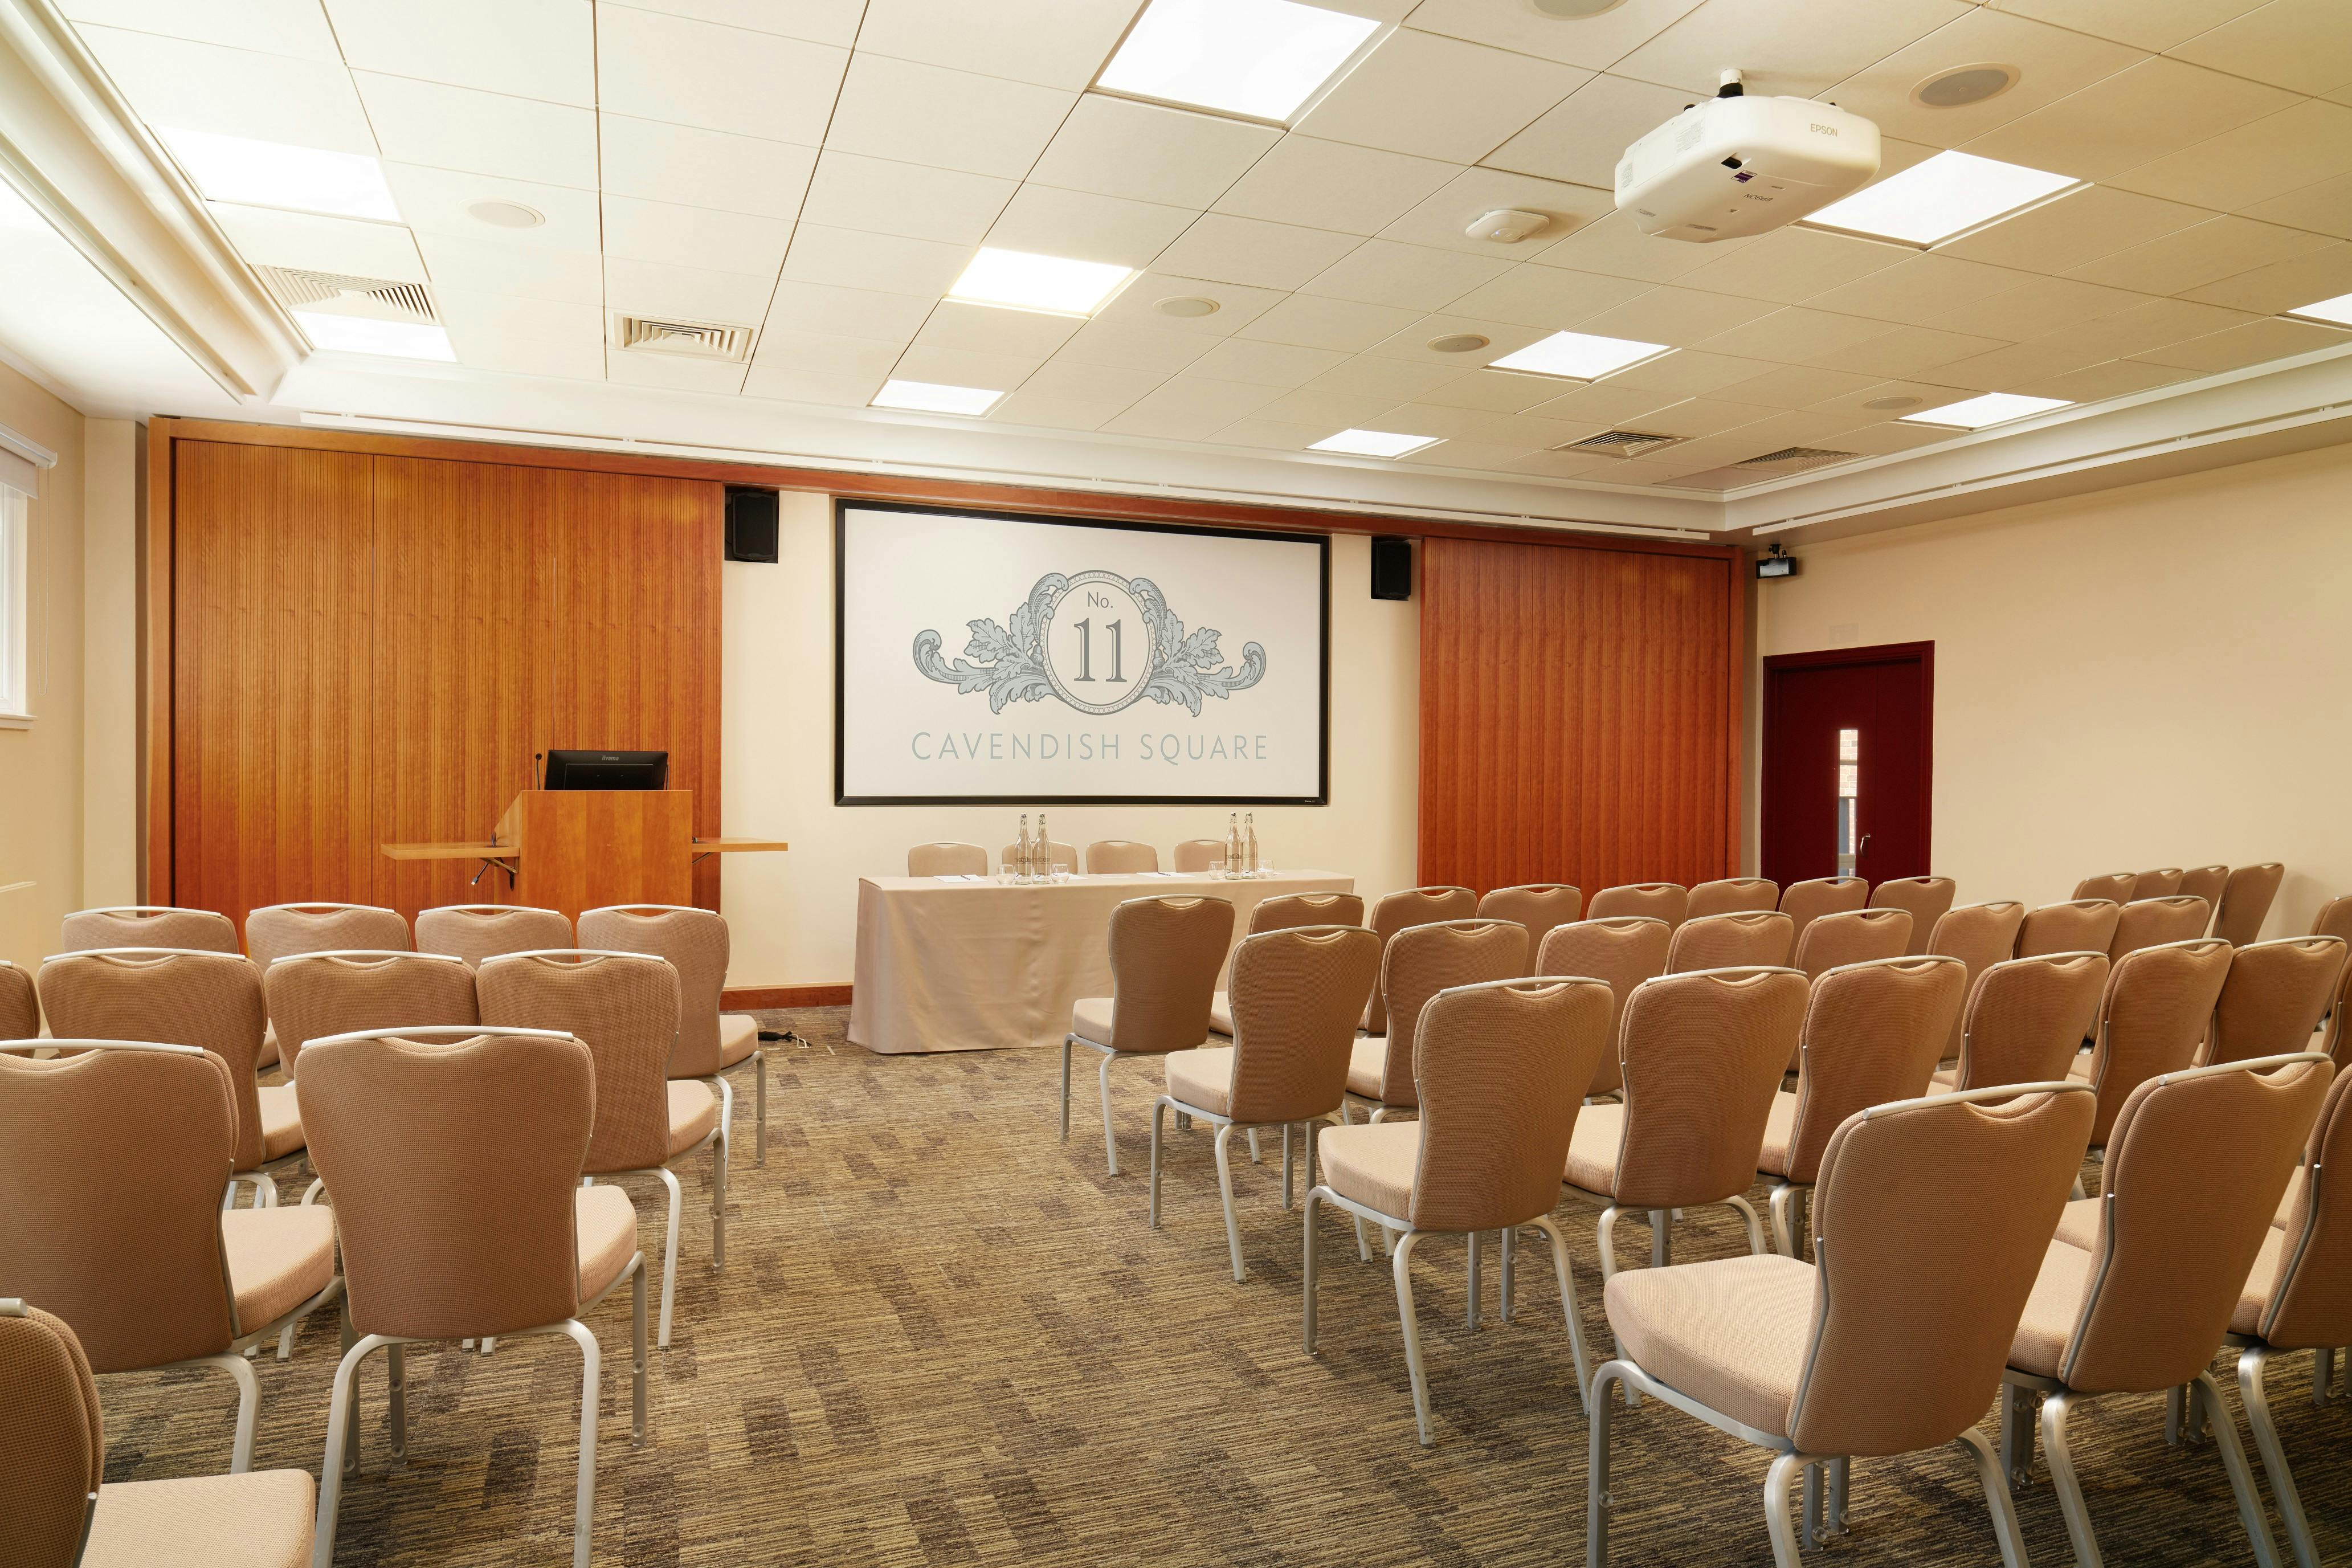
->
[719,492,1420,987]
[0,361,84,977]
[81,418,136,906]
[1755,440,2352,941]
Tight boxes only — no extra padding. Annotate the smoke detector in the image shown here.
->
[1912,63,2019,109]
[1466,208,1547,244]
[1427,333,1491,353]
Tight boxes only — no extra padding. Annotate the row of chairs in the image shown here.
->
[2074,861,2284,944]
[909,838,1240,876]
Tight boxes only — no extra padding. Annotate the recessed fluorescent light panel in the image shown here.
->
[293,311,455,360]
[1807,149,2077,246]
[1489,330,1671,382]
[2286,291,2352,327]
[872,379,1006,415]
[1309,428,1440,458]
[160,128,401,223]
[1097,0,1381,123]
[948,248,1134,316]
[1900,391,2071,429]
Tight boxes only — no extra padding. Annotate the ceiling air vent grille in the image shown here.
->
[1733,446,1861,470]
[611,315,756,362]
[256,267,438,322]
[1555,429,1683,458]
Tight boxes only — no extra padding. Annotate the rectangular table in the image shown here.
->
[849,870,1354,1055]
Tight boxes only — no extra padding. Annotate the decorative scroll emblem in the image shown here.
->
[913,570,1267,717]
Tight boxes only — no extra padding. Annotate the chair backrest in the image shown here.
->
[1868,877,1955,955]
[2176,864,2229,912]
[1586,882,1688,929]
[1101,896,1234,1054]
[998,840,1076,871]
[1367,920,1529,1106]
[2135,867,2184,899]
[60,905,239,954]
[2260,1068,2352,1350]
[575,905,729,1076]
[2015,899,2121,959]
[1953,953,2110,1093]
[1927,900,2028,1059]
[1171,839,1224,873]
[0,1299,106,1567]
[906,842,988,877]
[1779,877,1869,946]
[1667,910,1795,974]
[2214,862,2285,948]
[2072,872,2138,904]
[1536,917,1671,1099]
[1610,967,1809,1208]
[1084,840,1159,875]
[243,903,410,969]
[477,952,681,1175]
[2081,937,2235,1147]
[37,950,272,1170]
[2063,1053,2333,1394]
[1410,977,1615,1232]
[414,904,574,968]
[1778,957,1966,1183]
[2313,894,2352,1065]
[1223,925,1382,1126]
[1791,908,1912,982]
[297,1029,595,1341]
[1247,891,1364,934]
[2108,895,2212,961]
[0,1042,238,1370]
[1687,877,1778,921]
[2206,936,2347,1067]
[1784,1083,2094,1457]
[1363,887,1479,1034]
[1475,884,1583,960]
[0,960,35,1039]
[263,950,479,1077]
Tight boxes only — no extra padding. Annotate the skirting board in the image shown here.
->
[725,984,852,1009]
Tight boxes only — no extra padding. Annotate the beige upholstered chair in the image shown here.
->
[298,1027,647,1568]
[1928,900,2028,1060]
[262,950,477,1080]
[1084,840,1159,874]
[2135,867,2184,898]
[1778,876,1868,948]
[1688,877,1778,920]
[1362,887,1478,1034]
[1786,909,1912,1069]
[2203,936,2346,1068]
[1591,1081,2094,1568]
[906,842,988,877]
[1207,892,1366,1035]
[61,904,241,954]
[2215,861,2286,947]
[1758,956,1966,1257]
[1932,953,2110,1093]
[1563,966,1808,1275]
[1587,882,1689,929]
[1173,839,1225,873]
[999,838,1076,872]
[0,1041,342,1473]
[2015,898,2121,959]
[414,903,573,966]
[2071,937,2236,1160]
[2000,1054,2331,1568]
[1476,883,1583,959]
[479,950,718,1347]
[1346,920,1529,1121]
[0,1300,317,1568]
[1308,976,1615,1446]
[1538,918,1671,1100]
[578,904,766,1176]
[1666,911,1795,974]
[244,902,411,1070]
[2177,863,2230,914]
[1150,925,1381,1281]
[1869,876,1955,955]
[0,958,35,1039]
[1061,896,1234,1176]
[2312,893,2352,1064]
[2108,894,2213,960]
[2072,872,2139,904]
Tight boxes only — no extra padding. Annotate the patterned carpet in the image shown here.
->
[95,1005,2350,1566]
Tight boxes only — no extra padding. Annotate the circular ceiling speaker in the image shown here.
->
[467,199,545,228]
[1427,333,1491,354]
[1863,394,1923,410]
[1155,296,1219,318]
[1526,0,1628,15]
[1912,63,2019,108]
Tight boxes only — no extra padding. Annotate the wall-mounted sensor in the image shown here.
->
[1465,208,1547,244]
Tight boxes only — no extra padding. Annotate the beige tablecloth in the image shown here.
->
[848,870,1355,1054]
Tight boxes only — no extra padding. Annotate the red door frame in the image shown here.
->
[1761,640,1936,882]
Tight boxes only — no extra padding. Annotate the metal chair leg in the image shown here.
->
[2239,1346,2318,1568]
[630,1264,648,1447]
[312,1332,387,1568]
[1302,1187,1323,1353]
[387,1343,407,1463]
[1467,1231,1481,1330]
[1532,1215,1589,1410]
[1213,1122,1246,1282]
[1500,1227,1516,1322]
[1099,1051,1120,1176]
[1728,1194,1767,1256]
[709,1084,729,1272]
[2194,1371,2284,1568]
[2314,1346,2336,1406]
[654,1165,682,1349]
[1765,1451,1806,1568]
[1588,1362,1623,1567]
[558,1320,601,1568]
[1649,1208,1672,1268]
[1390,1230,1434,1446]
[196,1352,260,1473]
[1281,1123,1295,1210]
[2041,1391,2106,1567]
[1148,1099,1167,1228]
[1999,1381,2039,1487]
[1247,1126,1261,1164]
[1957,1427,2031,1568]
[1059,1037,1072,1142]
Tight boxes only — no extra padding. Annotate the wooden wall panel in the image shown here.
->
[1419,537,1737,896]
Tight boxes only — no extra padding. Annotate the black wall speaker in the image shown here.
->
[724,487,779,563]
[1370,535,1413,601]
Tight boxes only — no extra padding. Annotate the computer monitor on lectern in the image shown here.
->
[542,749,668,790]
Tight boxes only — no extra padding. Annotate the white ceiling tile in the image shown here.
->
[210,203,427,279]
[1612,0,1971,99]
[606,0,866,48]
[1361,316,1543,366]
[1087,272,1287,334]
[1400,440,1550,472]
[1440,264,1653,329]
[606,352,749,393]
[1212,136,1457,237]
[2129,315,2352,371]
[1400,0,1710,71]
[595,5,847,144]
[603,257,777,322]
[1925,274,2148,338]
[1208,418,1333,452]
[386,164,603,248]
[2240,173,2352,241]
[824,55,1076,179]
[600,117,818,220]
[1026,95,1280,209]
[2067,215,2337,296]
[1052,320,1217,372]
[1414,368,1571,412]
[81,26,375,151]
[1710,364,1884,407]
[986,390,1126,431]
[1598,348,1777,395]
[982,185,1197,269]
[414,229,605,303]
[1235,295,1423,352]
[1569,285,1779,346]
[2035,296,2256,360]
[1518,379,1684,424]
[1693,305,1888,362]
[1816,416,1954,453]
[1928,338,2114,390]
[748,328,908,378]
[761,278,933,341]
[1526,208,1755,283]
[2182,244,2352,313]
[1962,58,2298,183]
[1819,11,2146,149]
[779,223,970,295]
[61,0,342,59]
[2169,0,2352,98]
[1800,254,2021,325]
[1296,238,1512,311]
[1802,324,2009,378]
[1249,385,1409,427]
[912,301,1084,359]
[1299,354,1461,402]
[1296,28,1586,163]
[1804,377,1973,420]
[1674,228,1908,306]
[1988,0,2268,54]
[740,362,885,405]
[325,0,594,104]
[1620,397,1775,438]
[2006,358,2195,400]
[1378,168,1610,256]
[796,151,1011,243]
[353,74,598,188]
[1011,357,1166,402]
[1152,215,1363,291]
[1938,185,2214,273]
[1099,377,1281,440]
[890,343,1047,389]
[435,287,606,377]
[854,0,1144,91]
[1185,337,1352,387]
[603,194,792,275]
[1501,448,1635,480]
[2108,99,2352,212]
[1484,72,1692,190]
[1694,409,1849,450]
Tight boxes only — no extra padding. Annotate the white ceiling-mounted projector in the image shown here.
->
[1615,70,1881,242]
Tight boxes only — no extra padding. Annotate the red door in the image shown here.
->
[1762,643,1933,889]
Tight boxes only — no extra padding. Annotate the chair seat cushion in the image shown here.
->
[577,1184,639,1301]
[1166,1046,1235,1117]
[2275,1167,2305,1230]
[1603,1252,1816,1438]
[1929,1063,1959,1090]
[718,1012,760,1068]
[220,1206,337,1334]
[84,1471,315,1568]
[1346,1036,1389,1099]
[2067,1051,2095,1083]
[1207,990,1234,1037]
[668,1079,720,1155]
[2053,1195,2102,1252]
[2232,1222,2292,1337]
[258,1023,280,1072]
[1317,1122,1418,1222]
[1562,1102,1626,1196]
[2008,1239,2097,1378]
[1758,1089,1798,1178]
[1071,997,1115,1047]
[254,1084,305,1163]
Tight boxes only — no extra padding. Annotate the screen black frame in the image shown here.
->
[834,497,1332,808]
[543,749,669,790]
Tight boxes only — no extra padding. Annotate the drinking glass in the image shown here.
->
[1256,860,1275,879]
[1051,861,1071,883]
[1210,858,1227,879]
[999,862,1016,884]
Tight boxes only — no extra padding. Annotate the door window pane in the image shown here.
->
[1835,727,1859,877]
